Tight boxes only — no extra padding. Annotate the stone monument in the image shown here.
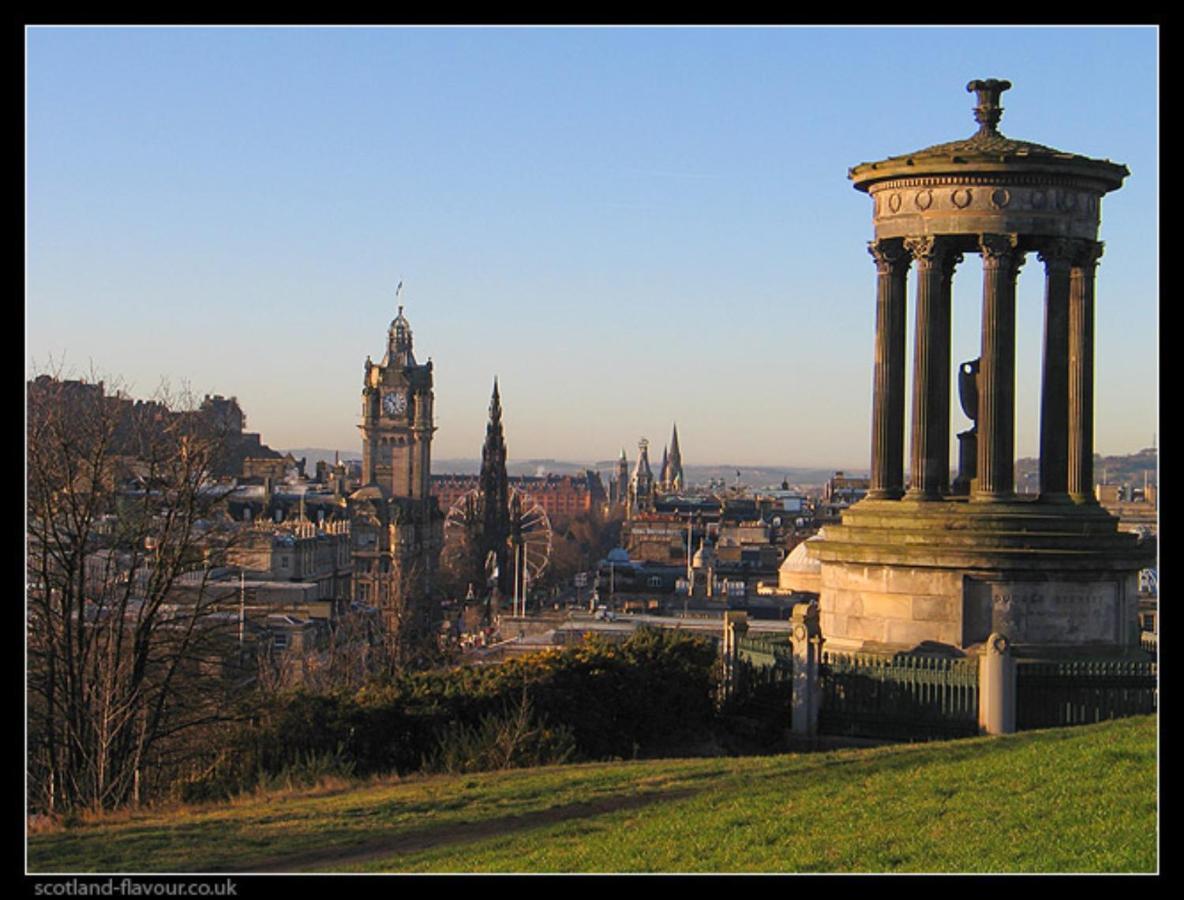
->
[811,79,1143,657]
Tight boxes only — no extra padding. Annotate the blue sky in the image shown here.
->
[26,26,1158,469]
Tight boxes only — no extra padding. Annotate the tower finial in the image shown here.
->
[967,78,1011,135]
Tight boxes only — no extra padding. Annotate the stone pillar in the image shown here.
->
[904,236,962,500]
[1038,239,1074,502]
[791,601,823,736]
[867,238,910,500]
[975,234,1024,500]
[1069,241,1104,503]
[978,632,1016,734]
[722,611,749,704]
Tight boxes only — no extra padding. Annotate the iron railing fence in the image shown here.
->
[1015,658,1157,730]
[819,650,980,741]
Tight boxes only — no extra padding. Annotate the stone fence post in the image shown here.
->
[978,632,1016,734]
[722,611,749,704]
[791,600,823,736]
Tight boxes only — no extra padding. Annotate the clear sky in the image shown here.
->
[26,25,1158,470]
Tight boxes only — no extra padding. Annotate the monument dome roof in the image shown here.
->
[849,79,1127,193]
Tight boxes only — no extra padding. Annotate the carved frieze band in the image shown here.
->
[872,181,1101,224]
[871,174,1106,190]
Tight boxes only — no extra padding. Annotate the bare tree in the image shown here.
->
[26,371,244,813]
[376,556,442,673]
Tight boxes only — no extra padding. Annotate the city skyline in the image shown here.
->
[26,26,1158,468]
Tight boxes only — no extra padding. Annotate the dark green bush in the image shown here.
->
[423,691,577,774]
[176,627,719,797]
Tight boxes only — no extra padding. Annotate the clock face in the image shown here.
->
[383,390,407,416]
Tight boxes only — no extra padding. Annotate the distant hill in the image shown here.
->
[284,451,855,489]
[1014,447,1156,493]
[280,448,362,470]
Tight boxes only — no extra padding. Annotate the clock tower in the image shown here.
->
[349,303,444,661]
[359,305,434,500]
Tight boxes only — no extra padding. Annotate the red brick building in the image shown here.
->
[431,471,606,523]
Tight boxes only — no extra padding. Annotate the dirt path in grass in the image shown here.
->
[222,787,699,873]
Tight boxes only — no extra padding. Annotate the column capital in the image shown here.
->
[904,235,962,274]
[978,233,1025,270]
[903,234,938,261]
[867,238,911,273]
[1036,237,1077,269]
[1071,239,1105,269]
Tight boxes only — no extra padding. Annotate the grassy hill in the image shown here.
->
[27,716,1157,874]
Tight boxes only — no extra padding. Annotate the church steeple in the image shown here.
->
[668,423,684,492]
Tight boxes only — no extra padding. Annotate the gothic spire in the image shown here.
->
[479,376,512,597]
[481,378,507,474]
[489,376,502,424]
[668,422,684,491]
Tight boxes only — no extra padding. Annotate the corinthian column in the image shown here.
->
[904,235,962,500]
[1069,240,1104,503]
[975,234,1024,500]
[867,238,910,499]
[1038,239,1074,502]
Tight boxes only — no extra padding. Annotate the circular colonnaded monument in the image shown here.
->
[811,78,1145,657]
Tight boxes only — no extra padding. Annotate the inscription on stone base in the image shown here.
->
[965,578,1120,645]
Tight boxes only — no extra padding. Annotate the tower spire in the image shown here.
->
[668,422,684,491]
[479,376,512,601]
[628,438,655,516]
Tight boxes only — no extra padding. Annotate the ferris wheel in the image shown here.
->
[443,485,553,588]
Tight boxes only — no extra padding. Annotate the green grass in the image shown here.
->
[28,715,1157,874]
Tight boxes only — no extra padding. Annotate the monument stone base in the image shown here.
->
[811,497,1145,656]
